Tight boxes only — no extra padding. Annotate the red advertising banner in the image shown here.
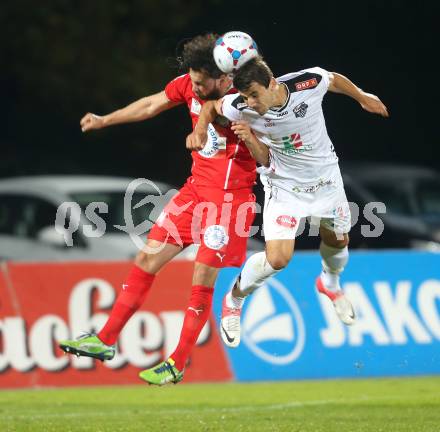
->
[0,261,232,388]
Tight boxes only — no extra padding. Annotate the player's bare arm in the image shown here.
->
[328,72,389,118]
[80,91,181,132]
[186,99,222,150]
[231,121,270,167]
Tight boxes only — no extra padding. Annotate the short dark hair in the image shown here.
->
[179,34,224,79]
[233,57,273,92]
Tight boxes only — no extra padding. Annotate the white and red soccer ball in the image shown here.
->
[213,31,259,73]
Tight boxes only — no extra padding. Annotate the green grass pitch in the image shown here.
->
[1,376,440,431]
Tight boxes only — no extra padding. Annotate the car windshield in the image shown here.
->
[366,178,440,219]
[70,191,170,234]
[416,179,440,219]
[365,183,414,216]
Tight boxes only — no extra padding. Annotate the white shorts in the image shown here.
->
[262,175,351,241]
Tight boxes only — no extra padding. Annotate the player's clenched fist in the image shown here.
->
[80,113,105,132]
[186,130,207,150]
[231,121,254,142]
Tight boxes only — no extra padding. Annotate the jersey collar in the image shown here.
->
[269,82,290,113]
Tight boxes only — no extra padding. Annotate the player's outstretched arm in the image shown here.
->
[80,91,181,132]
[186,100,222,151]
[231,121,270,167]
[328,72,389,118]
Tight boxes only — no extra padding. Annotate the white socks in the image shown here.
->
[226,245,349,308]
[319,242,349,292]
[225,291,245,309]
[226,252,280,309]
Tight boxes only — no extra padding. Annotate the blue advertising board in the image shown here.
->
[213,251,440,381]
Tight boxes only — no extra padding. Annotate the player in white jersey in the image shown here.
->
[187,57,388,347]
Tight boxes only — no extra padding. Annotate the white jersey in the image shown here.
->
[222,67,340,192]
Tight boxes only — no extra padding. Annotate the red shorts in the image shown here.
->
[148,177,256,268]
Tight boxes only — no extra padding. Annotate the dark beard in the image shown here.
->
[198,88,223,100]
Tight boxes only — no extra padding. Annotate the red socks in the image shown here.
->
[98,265,155,345]
[170,285,214,371]
[98,273,213,372]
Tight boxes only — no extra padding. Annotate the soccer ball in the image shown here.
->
[213,31,259,73]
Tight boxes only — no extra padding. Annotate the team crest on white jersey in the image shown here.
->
[293,102,308,118]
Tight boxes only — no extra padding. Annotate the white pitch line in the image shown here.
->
[0,394,408,421]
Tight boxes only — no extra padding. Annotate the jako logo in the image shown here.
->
[241,278,305,365]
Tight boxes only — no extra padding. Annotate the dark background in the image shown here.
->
[1,0,437,187]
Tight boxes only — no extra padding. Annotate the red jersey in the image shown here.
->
[164,74,256,190]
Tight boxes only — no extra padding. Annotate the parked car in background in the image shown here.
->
[2,165,438,261]
[0,176,174,261]
[252,163,440,251]
[342,163,440,250]
[0,175,264,262]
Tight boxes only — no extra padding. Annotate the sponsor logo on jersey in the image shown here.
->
[191,98,202,115]
[231,95,248,111]
[293,102,308,118]
[280,133,312,155]
[295,78,318,91]
[276,110,288,117]
[198,124,226,158]
[291,178,335,194]
[276,215,297,228]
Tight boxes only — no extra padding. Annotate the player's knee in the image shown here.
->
[135,250,151,271]
[193,262,219,287]
[322,230,349,249]
[135,250,163,274]
[339,236,349,248]
[266,253,290,270]
[328,234,349,249]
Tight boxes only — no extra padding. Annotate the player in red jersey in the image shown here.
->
[59,34,257,385]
